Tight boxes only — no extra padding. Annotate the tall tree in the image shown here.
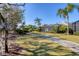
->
[57,4,74,34]
[34,17,42,32]
[57,9,69,34]
[0,4,24,54]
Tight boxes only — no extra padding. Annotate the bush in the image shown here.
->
[56,25,73,34]
[57,25,67,33]
[69,28,73,35]
[15,28,29,35]
[34,28,39,32]
[34,27,42,32]
[16,25,37,35]
[74,32,79,36]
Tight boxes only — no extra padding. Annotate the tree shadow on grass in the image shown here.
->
[7,41,79,56]
[7,44,27,56]
[7,43,52,56]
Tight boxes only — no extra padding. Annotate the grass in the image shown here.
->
[15,34,79,56]
[34,32,79,44]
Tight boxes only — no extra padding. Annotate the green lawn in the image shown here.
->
[15,34,79,56]
[34,32,79,44]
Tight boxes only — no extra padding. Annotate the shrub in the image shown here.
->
[56,25,73,34]
[69,28,73,35]
[16,25,37,35]
[57,25,67,33]
[15,28,29,35]
[34,27,42,32]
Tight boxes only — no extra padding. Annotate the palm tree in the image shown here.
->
[57,8,69,34]
[66,4,75,12]
[57,4,74,34]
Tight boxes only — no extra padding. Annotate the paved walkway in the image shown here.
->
[50,37,79,53]
[31,33,79,54]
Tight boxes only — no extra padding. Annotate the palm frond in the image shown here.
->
[66,3,75,12]
[57,9,63,18]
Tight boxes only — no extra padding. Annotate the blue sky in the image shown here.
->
[23,3,79,25]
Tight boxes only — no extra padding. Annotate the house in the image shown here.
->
[72,20,79,32]
[41,24,53,32]
[41,24,60,32]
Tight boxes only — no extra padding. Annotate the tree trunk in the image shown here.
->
[0,13,9,53]
[1,31,5,55]
[67,17,69,35]
[4,30,8,53]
